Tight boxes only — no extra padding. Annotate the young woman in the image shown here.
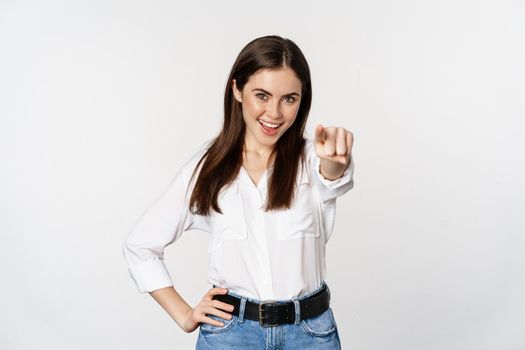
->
[123,35,355,349]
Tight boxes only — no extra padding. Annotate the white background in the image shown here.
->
[1,0,524,349]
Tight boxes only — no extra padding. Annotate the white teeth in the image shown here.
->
[258,119,280,129]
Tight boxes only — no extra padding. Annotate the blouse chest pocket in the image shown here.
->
[208,185,247,253]
[274,177,319,240]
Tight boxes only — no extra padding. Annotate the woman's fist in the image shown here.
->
[314,124,353,166]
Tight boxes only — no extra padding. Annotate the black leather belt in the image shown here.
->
[212,284,330,327]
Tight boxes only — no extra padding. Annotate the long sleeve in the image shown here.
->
[122,147,207,293]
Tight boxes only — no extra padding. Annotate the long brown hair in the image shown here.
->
[189,35,312,215]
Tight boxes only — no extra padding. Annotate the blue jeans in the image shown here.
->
[196,282,341,349]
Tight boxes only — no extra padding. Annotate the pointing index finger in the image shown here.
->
[315,124,326,143]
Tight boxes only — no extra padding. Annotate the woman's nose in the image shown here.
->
[266,100,281,118]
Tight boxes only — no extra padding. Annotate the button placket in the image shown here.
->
[254,174,274,298]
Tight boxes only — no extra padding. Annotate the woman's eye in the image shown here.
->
[255,94,296,103]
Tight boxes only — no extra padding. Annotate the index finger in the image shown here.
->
[204,287,228,300]
[315,124,326,144]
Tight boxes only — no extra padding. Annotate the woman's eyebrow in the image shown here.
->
[252,88,300,97]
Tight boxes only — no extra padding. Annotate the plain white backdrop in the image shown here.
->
[1,0,524,349]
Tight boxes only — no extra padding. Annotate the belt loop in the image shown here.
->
[238,297,247,323]
[292,297,301,325]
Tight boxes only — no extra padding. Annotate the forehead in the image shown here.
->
[245,67,302,94]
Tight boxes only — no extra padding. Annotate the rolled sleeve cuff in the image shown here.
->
[128,259,174,293]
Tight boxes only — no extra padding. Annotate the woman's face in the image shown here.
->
[232,67,302,151]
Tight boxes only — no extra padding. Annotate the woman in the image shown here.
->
[123,34,355,349]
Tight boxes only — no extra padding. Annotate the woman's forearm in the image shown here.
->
[149,286,192,331]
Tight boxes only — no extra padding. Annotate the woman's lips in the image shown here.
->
[258,119,281,136]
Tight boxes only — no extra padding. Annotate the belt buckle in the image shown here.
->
[258,300,279,327]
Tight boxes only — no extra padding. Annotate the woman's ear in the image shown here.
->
[232,79,243,103]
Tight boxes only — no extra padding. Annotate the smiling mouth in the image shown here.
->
[257,118,283,129]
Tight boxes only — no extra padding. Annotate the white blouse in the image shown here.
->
[122,138,355,301]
